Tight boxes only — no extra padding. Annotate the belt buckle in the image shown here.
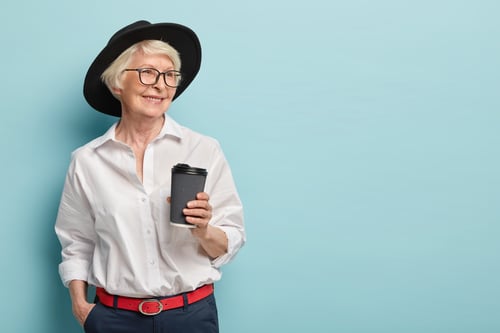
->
[138,299,163,316]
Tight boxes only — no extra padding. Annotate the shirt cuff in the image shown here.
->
[58,259,91,287]
[211,226,245,268]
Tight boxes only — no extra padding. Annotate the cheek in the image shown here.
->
[118,82,148,98]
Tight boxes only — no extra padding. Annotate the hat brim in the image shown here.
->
[83,22,201,117]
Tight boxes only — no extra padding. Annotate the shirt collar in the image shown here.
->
[158,114,183,140]
[89,114,184,149]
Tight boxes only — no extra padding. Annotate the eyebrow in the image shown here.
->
[136,64,176,71]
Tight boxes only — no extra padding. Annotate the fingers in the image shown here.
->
[184,208,212,220]
[184,192,212,227]
[166,192,212,227]
[183,206,212,224]
[195,192,209,201]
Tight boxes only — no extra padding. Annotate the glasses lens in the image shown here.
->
[164,71,182,87]
[138,69,159,85]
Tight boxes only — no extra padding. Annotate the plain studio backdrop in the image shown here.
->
[1,1,499,332]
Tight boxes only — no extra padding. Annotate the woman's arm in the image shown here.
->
[186,193,229,258]
[69,280,95,326]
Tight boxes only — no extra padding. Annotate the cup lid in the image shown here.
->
[172,163,208,175]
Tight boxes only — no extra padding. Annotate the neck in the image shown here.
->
[115,114,165,148]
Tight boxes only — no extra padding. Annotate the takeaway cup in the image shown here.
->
[170,163,208,228]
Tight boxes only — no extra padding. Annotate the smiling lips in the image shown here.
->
[144,95,165,103]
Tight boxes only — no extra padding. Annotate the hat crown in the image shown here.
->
[108,20,151,44]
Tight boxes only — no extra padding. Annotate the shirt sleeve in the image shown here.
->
[205,143,246,268]
[212,224,245,268]
[54,155,97,287]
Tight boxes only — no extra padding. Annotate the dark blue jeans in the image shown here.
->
[84,294,219,333]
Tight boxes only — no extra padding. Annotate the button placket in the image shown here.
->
[139,196,158,268]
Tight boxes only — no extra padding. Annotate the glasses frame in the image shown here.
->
[123,68,182,88]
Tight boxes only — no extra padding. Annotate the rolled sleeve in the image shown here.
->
[55,156,96,287]
[58,259,92,287]
[205,142,246,268]
[211,225,246,268]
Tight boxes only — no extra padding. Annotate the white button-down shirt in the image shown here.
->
[55,115,245,298]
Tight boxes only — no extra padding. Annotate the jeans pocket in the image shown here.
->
[83,303,100,333]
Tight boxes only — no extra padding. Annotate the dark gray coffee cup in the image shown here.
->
[170,163,208,228]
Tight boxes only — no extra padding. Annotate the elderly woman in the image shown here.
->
[55,21,245,333]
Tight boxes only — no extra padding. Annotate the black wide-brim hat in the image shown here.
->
[83,20,202,117]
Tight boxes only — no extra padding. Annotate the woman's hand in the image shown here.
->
[167,192,227,258]
[73,301,95,326]
[68,280,95,327]
[183,192,213,229]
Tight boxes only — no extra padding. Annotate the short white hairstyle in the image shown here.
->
[101,40,181,98]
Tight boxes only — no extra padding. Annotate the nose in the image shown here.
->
[152,74,167,89]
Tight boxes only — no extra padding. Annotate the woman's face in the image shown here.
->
[113,51,177,120]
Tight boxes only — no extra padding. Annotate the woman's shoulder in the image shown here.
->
[167,116,221,149]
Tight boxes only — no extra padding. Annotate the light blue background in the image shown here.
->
[1,1,499,332]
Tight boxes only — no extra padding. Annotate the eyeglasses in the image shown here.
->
[123,68,182,88]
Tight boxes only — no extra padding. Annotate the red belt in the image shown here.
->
[96,284,214,316]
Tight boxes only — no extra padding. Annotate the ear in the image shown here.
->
[112,86,122,96]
